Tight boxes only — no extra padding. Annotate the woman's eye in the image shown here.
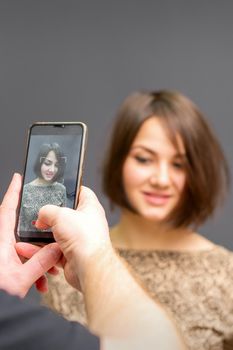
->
[172,162,184,169]
[44,161,52,166]
[134,156,152,164]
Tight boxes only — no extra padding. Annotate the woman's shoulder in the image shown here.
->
[211,244,233,263]
[23,182,34,191]
[205,245,233,286]
[52,182,66,190]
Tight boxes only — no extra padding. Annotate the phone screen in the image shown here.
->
[15,122,87,243]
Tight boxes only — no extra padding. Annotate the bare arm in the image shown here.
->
[2,176,183,349]
[32,187,186,350]
[81,245,185,350]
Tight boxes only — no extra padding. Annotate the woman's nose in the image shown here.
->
[49,163,55,172]
[150,164,170,187]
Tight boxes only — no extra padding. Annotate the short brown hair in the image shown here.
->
[102,90,230,228]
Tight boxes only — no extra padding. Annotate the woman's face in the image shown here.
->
[122,117,187,222]
[40,150,59,182]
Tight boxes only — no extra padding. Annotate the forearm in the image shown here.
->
[80,245,186,350]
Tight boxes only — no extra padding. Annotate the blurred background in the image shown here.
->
[0,0,233,300]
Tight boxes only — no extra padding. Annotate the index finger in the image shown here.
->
[0,173,22,243]
[0,173,21,210]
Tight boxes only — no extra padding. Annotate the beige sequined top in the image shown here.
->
[42,245,233,350]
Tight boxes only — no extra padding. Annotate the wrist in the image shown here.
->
[74,240,114,292]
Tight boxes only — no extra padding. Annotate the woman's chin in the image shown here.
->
[43,177,54,183]
[139,208,170,223]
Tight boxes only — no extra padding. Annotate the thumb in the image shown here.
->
[77,186,106,215]
[36,186,104,229]
[36,205,63,230]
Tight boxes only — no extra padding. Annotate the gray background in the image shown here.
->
[0,0,233,301]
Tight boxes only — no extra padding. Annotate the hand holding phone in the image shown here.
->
[15,122,87,243]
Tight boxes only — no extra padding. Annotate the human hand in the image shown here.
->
[32,186,111,291]
[0,173,62,297]
[16,243,61,293]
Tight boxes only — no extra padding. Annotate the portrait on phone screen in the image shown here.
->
[19,142,67,232]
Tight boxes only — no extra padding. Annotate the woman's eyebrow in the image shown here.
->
[131,145,155,155]
[131,145,186,158]
[173,153,186,159]
[44,158,58,164]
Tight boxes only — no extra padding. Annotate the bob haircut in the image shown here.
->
[103,90,230,228]
[33,143,66,182]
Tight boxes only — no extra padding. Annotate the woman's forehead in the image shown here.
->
[45,150,57,160]
[131,117,185,156]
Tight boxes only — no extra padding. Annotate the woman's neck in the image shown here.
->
[110,210,214,252]
[30,178,54,186]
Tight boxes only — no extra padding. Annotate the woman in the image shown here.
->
[20,142,67,232]
[43,91,233,349]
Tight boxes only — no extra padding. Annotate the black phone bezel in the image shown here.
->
[15,122,87,244]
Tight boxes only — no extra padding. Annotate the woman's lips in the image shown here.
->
[142,192,171,205]
[45,173,54,178]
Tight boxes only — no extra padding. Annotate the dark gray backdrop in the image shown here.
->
[0,1,232,258]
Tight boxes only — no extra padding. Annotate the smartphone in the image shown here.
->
[15,122,87,243]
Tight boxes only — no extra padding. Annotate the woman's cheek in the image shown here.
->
[174,173,186,193]
[123,160,149,187]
